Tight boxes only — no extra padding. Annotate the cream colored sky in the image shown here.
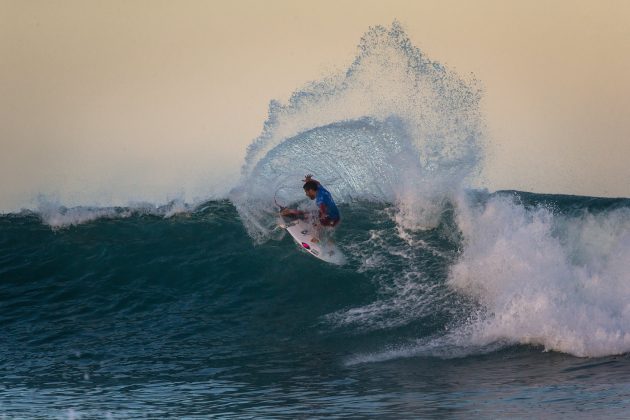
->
[1,0,629,211]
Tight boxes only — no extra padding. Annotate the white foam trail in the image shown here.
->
[324,206,463,333]
[449,194,630,357]
[345,328,505,365]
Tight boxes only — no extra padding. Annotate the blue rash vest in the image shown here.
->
[316,184,340,221]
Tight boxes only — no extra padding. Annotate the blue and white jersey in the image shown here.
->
[315,185,340,221]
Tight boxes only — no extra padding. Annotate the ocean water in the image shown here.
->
[2,193,630,418]
[3,23,630,418]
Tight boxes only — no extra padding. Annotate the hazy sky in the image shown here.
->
[2,0,629,211]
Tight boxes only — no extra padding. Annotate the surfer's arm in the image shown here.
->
[318,203,328,221]
[281,208,306,219]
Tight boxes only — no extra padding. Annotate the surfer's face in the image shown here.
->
[305,189,317,200]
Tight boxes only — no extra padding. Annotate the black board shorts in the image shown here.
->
[320,217,340,227]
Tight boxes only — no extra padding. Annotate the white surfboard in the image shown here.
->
[279,216,346,265]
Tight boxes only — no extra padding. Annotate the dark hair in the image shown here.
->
[303,180,319,191]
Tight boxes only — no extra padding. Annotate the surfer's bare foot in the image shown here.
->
[311,237,319,243]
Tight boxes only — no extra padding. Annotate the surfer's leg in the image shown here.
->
[317,218,339,244]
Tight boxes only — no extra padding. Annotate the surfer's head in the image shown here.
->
[303,181,318,199]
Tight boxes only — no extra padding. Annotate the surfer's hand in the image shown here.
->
[303,174,313,182]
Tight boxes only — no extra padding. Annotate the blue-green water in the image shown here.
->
[2,193,630,418]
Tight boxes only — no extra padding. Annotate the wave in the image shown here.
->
[5,22,630,363]
[3,192,630,361]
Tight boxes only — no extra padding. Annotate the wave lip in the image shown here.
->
[34,198,195,229]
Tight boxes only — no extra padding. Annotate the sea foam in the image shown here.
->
[449,193,630,357]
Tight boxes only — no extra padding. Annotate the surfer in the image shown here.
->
[280,175,340,235]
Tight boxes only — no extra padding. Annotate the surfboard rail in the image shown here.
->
[279,216,346,265]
